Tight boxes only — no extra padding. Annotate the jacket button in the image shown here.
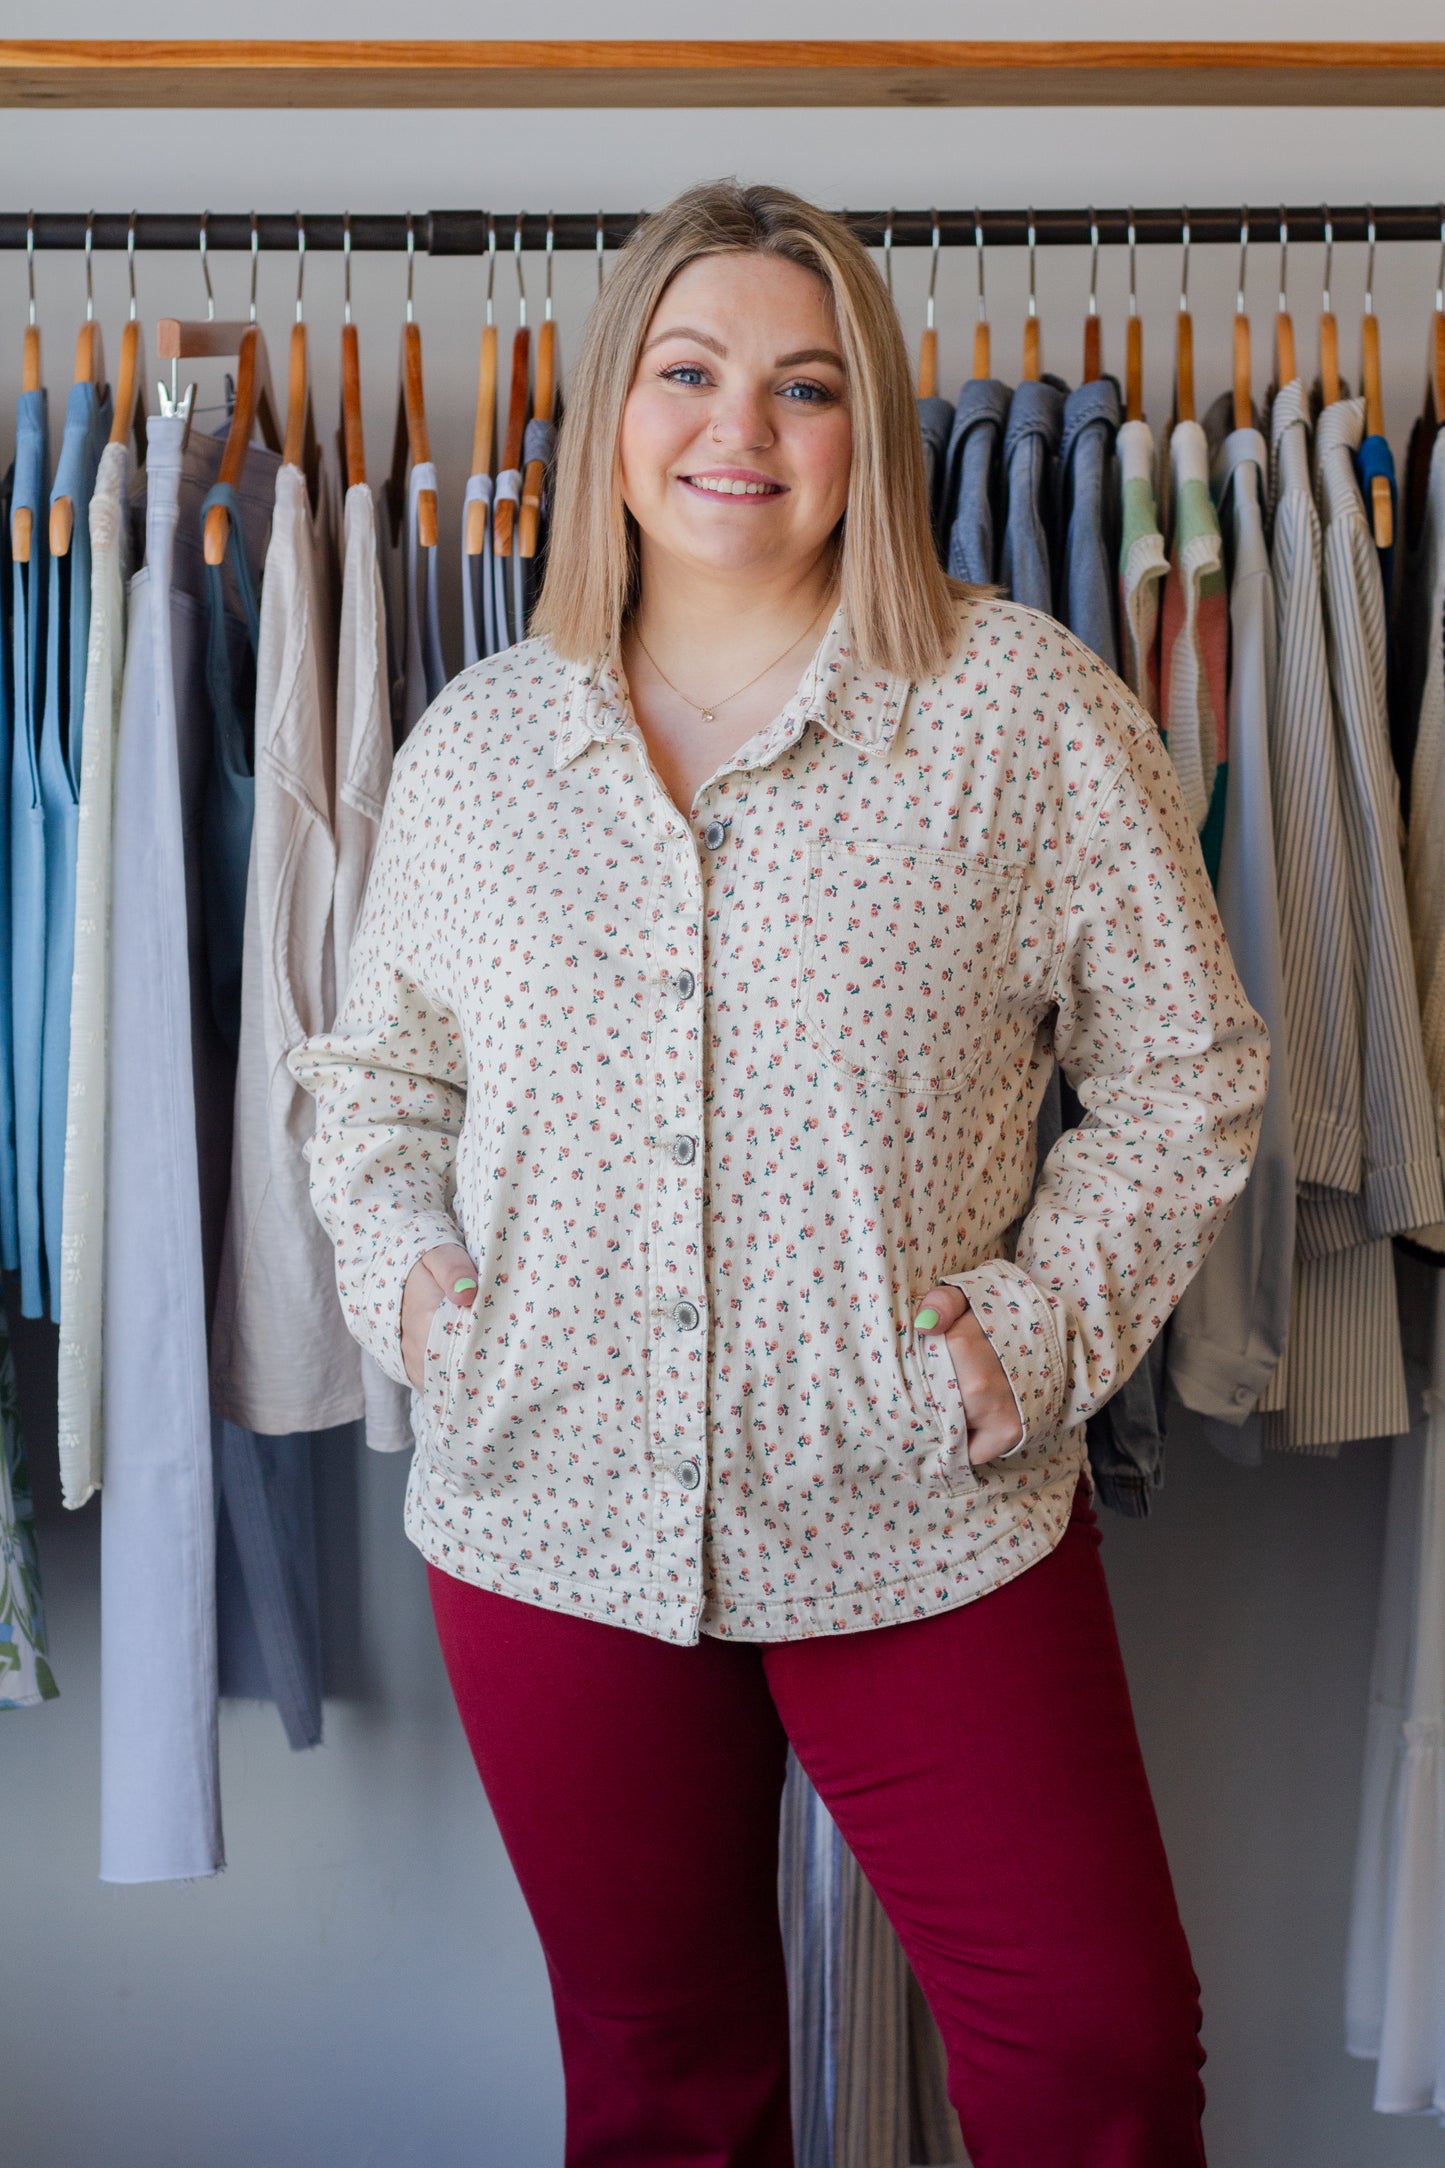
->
[702,819,729,849]
[671,1134,697,1164]
[674,969,696,998]
[672,1299,700,1330]
[677,1458,702,1489]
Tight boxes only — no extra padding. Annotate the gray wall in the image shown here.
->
[5,6,1445,2162]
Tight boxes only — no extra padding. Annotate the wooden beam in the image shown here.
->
[2,40,1445,110]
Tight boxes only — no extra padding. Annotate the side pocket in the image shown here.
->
[911,1326,981,1498]
[420,1297,468,1448]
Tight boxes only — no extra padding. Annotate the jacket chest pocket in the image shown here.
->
[796,837,1024,1095]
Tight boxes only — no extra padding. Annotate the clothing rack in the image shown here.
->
[3,207,1445,255]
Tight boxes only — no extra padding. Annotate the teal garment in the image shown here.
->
[40,379,111,1319]
[1356,430,1398,613]
[10,387,50,1318]
[0,1282,58,1707]
[0,461,17,1279]
[199,478,261,1058]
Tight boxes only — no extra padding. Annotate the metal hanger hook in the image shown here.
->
[544,211,555,321]
[1437,204,1445,315]
[342,211,353,326]
[1322,207,1334,315]
[126,209,138,323]
[974,210,986,320]
[1087,209,1099,319]
[514,212,527,328]
[1026,208,1037,322]
[405,212,416,324]
[926,210,940,331]
[1179,209,1191,314]
[1236,209,1250,317]
[486,215,497,323]
[200,210,215,322]
[1364,203,1377,318]
[1127,207,1138,319]
[1277,208,1289,316]
[883,208,894,298]
[294,212,306,325]
[248,211,259,326]
[595,209,605,296]
[84,209,95,323]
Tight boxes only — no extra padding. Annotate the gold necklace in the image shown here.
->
[631,598,832,724]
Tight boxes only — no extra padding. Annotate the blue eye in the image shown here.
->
[781,380,836,404]
[659,363,710,387]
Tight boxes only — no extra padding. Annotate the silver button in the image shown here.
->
[676,1458,702,1490]
[672,1299,701,1330]
[674,969,696,999]
[671,1134,697,1164]
[702,818,729,849]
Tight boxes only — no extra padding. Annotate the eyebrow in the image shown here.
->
[642,326,845,370]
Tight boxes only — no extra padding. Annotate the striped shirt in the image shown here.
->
[1169,415,1295,1423]
[1260,393,1443,1451]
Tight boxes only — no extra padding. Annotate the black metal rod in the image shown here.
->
[1,206,1443,255]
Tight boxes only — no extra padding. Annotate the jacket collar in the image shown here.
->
[547,603,913,774]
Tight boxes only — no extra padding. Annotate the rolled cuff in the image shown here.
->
[937,1259,1067,1448]
[357,1211,467,1389]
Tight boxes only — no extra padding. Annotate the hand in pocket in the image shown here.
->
[401,1244,480,1393]
[913,1284,1024,1467]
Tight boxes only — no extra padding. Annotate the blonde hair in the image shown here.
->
[530,178,980,683]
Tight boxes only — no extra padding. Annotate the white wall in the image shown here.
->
[5,9,1445,2163]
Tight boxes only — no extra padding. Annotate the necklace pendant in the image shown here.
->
[700,708,716,724]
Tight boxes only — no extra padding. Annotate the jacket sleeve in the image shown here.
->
[284,736,467,1389]
[941,713,1271,1448]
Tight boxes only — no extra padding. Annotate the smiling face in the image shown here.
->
[618,249,854,592]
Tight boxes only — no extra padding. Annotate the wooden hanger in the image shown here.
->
[51,214,110,557]
[1124,211,1144,423]
[1273,210,1297,391]
[972,213,991,380]
[1232,212,1253,432]
[464,216,499,556]
[1319,207,1341,407]
[282,213,320,505]
[339,212,366,489]
[1081,212,1101,383]
[917,212,940,399]
[521,214,558,560]
[387,213,436,548]
[1174,212,1195,425]
[1360,209,1393,547]
[494,215,533,559]
[108,212,147,467]
[1021,209,1041,382]
[156,216,281,566]
[14,214,42,564]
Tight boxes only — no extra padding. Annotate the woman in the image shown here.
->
[289,181,1267,2167]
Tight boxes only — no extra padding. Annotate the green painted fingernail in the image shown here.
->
[914,1307,939,1331]
[453,1277,477,1293]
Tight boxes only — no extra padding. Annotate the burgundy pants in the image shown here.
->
[426,1474,1208,2167]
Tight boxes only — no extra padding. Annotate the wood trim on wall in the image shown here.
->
[3,40,1445,110]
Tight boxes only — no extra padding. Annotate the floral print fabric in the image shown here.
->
[287,598,1268,1646]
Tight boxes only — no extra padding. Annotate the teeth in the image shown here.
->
[687,476,780,496]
